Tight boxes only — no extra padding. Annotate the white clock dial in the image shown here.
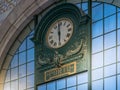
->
[46,18,73,48]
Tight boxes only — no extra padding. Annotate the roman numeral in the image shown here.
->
[68,28,72,32]
[66,33,70,38]
[50,40,54,44]
[49,36,53,40]
[54,26,57,29]
[67,24,70,28]
[54,42,57,46]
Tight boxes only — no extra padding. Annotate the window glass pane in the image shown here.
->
[27,61,34,75]
[92,68,103,80]
[104,4,116,17]
[19,77,26,90]
[104,64,116,77]
[117,7,120,12]
[57,78,66,90]
[27,88,34,90]
[27,48,34,62]
[104,15,116,33]
[78,72,88,84]
[67,86,76,90]
[118,46,120,61]
[11,67,18,80]
[92,52,103,69]
[27,35,34,49]
[11,80,18,90]
[38,84,46,90]
[4,82,10,90]
[47,81,55,90]
[104,76,116,90]
[92,36,103,53]
[104,48,116,65]
[19,52,26,65]
[67,75,76,87]
[118,75,120,90]
[76,3,81,8]
[92,20,103,38]
[27,75,34,88]
[92,2,100,7]
[104,31,116,49]
[5,70,10,82]
[19,40,26,52]
[19,64,26,78]
[118,12,120,29]
[11,54,18,68]
[92,80,103,90]
[118,63,120,74]
[92,4,103,21]
[82,3,88,11]
[78,84,88,90]
[118,30,120,45]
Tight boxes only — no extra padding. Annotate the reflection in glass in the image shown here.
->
[92,52,103,69]
[92,4,103,21]
[47,81,55,90]
[11,80,18,90]
[104,3,116,17]
[78,72,88,84]
[92,20,103,38]
[92,68,103,80]
[67,75,76,87]
[92,36,103,53]
[82,3,88,11]
[11,54,18,68]
[27,35,34,49]
[27,75,34,88]
[104,48,116,65]
[57,78,66,90]
[38,84,46,90]
[104,31,116,49]
[118,46,120,61]
[92,2,100,7]
[104,15,116,33]
[104,76,116,90]
[118,30,120,45]
[19,77,26,90]
[67,86,76,90]
[118,75,120,90]
[19,40,26,52]
[4,82,10,90]
[19,64,26,78]
[118,63,120,74]
[78,84,88,90]
[118,13,120,29]
[27,61,34,75]
[19,52,26,65]
[11,67,18,80]
[104,64,116,77]
[27,48,34,62]
[92,80,103,90]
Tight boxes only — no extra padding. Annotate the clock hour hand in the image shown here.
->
[58,22,61,44]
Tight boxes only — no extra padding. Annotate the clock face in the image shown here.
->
[46,18,74,48]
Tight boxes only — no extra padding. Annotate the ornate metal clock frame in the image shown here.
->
[32,3,90,85]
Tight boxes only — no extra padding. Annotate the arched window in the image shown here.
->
[4,1,120,90]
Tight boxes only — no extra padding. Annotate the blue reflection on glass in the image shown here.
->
[76,3,81,8]
[19,77,26,90]
[27,35,34,49]
[27,75,34,88]
[92,68,103,80]
[92,4,103,22]
[104,76,116,90]
[78,72,88,84]
[92,36,103,53]
[19,64,26,78]
[67,75,76,87]
[38,84,46,90]
[104,64,116,77]
[118,30,120,45]
[78,84,88,90]
[92,2,100,7]
[118,75,120,90]
[118,63,120,74]
[47,81,55,90]
[92,52,103,69]
[104,48,116,65]
[19,52,26,65]
[104,15,116,33]
[104,31,116,49]
[27,61,34,75]
[57,78,66,90]
[11,54,18,68]
[104,3,116,17]
[118,46,120,61]
[27,48,34,61]
[92,20,103,38]
[118,13,120,29]
[67,86,76,90]
[82,3,88,11]
[11,67,18,80]
[92,80,103,90]
[19,40,26,52]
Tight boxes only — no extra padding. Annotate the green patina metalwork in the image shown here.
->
[32,3,90,85]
